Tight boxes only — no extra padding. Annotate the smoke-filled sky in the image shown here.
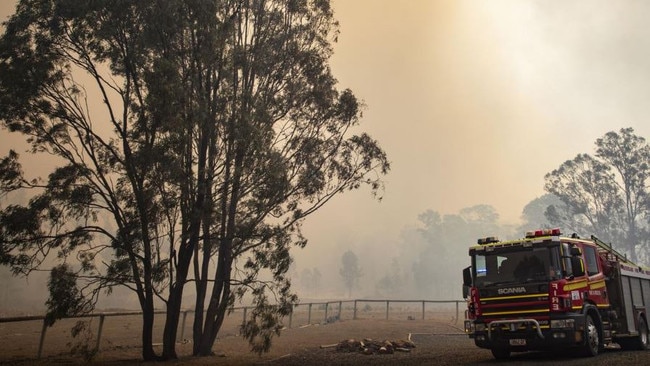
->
[313,0,650,229]
[297,0,650,265]
[2,1,650,296]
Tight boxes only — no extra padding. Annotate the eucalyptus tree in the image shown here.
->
[544,128,650,263]
[0,0,178,360]
[0,0,389,360]
[340,250,362,298]
[166,0,390,357]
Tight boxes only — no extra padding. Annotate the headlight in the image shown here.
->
[464,320,474,333]
[475,323,486,332]
[551,319,575,328]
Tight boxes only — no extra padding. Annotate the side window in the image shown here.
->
[475,255,487,277]
[562,243,573,277]
[584,246,599,276]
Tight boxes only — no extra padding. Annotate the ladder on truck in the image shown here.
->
[591,235,628,264]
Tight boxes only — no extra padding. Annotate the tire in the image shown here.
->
[581,314,600,357]
[490,348,511,360]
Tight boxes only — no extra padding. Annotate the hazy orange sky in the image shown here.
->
[2,1,650,270]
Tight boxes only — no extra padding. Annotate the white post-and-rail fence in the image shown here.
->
[0,299,463,359]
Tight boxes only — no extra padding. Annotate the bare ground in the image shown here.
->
[1,315,649,365]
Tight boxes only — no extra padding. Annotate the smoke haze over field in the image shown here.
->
[2,1,650,311]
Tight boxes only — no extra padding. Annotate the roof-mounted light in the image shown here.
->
[477,236,500,245]
[525,228,561,238]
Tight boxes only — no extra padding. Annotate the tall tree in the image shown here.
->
[158,0,389,357]
[517,194,564,233]
[0,0,389,360]
[0,1,173,360]
[410,206,503,299]
[299,267,321,296]
[544,128,650,263]
[339,250,362,298]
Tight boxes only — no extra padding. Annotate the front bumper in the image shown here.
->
[465,316,587,351]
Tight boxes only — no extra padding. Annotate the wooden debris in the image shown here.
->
[329,338,416,355]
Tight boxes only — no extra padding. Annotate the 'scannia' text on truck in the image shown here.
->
[462,228,650,359]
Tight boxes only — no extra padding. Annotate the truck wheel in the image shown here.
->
[490,348,511,360]
[581,314,600,357]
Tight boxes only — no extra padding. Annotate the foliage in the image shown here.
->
[339,250,362,298]
[409,205,505,299]
[0,0,179,359]
[68,320,98,362]
[239,288,293,355]
[375,258,406,298]
[45,264,92,327]
[299,267,322,296]
[517,194,564,232]
[544,128,650,263]
[0,0,389,360]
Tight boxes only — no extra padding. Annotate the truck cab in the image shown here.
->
[463,228,649,359]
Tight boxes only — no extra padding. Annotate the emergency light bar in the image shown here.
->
[524,228,561,238]
[477,236,499,245]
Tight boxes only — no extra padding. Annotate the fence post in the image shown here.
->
[422,301,425,320]
[324,302,329,323]
[308,303,312,325]
[37,319,47,359]
[338,301,342,320]
[385,300,389,320]
[353,300,357,320]
[95,314,105,353]
[288,306,293,329]
[455,301,460,324]
[179,311,188,341]
[242,307,248,328]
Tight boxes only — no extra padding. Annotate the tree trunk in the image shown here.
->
[194,256,231,356]
[162,241,195,359]
[141,299,160,361]
[194,143,243,356]
[161,284,183,359]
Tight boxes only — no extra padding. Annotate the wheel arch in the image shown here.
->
[583,303,604,344]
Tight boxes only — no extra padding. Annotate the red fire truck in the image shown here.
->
[462,228,650,359]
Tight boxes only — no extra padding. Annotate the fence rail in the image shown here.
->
[0,299,463,359]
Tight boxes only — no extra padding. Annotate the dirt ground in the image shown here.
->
[1,315,470,365]
[2,312,649,365]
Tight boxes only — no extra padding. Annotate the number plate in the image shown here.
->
[509,339,526,346]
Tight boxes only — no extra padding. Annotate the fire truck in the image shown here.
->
[462,228,650,359]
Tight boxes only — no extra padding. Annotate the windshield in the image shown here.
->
[473,245,562,287]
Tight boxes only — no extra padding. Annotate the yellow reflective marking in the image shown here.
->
[563,281,588,291]
[572,304,610,310]
[482,293,547,301]
[589,280,606,290]
[483,308,550,316]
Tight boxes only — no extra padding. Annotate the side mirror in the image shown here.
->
[569,244,585,277]
[570,246,582,256]
[571,257,585,277]
[462,266,472,298]
[463,266,472,287]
